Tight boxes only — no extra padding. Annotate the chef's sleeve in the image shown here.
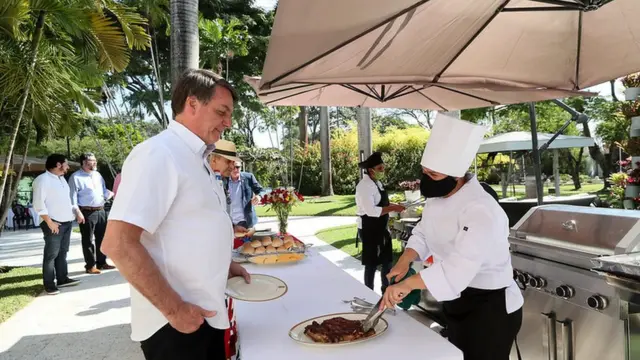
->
[418,204,494,302]
[406,219,432,261]
[355,183,382,217]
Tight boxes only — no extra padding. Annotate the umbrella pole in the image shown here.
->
[529,102,544,206]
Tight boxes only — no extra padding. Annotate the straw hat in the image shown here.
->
[212,139,241,162]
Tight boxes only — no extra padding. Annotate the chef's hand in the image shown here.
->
[167,301,216,334]
[381,282,412,310]
[387,261,410,282]
[229,262,251,283]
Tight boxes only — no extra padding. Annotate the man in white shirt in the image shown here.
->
[101,69,250,360]
[32,154,83,295]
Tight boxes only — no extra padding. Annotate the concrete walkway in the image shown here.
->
[0,216,381,360]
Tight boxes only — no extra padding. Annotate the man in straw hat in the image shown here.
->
[355,151,406,293]
[209,139,241,216]
[382,113,523,360]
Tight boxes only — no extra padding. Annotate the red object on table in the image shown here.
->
[426,256,434,265]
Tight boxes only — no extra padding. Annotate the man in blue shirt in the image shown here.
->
[68,152,115,274]
[225,162,263,229]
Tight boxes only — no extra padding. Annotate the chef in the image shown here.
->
[382,114,523,360]
[355,152,405,293]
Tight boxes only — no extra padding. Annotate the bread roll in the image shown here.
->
[261,237,272,246]
[266,245,277,253]
[241,243,255,255]
[250,239,262,248]
[271,238,284,247]
[283,235,294,244]
[282,242,294,250]
[254,246,266,254]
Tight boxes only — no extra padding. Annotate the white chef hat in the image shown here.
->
[420,113,487,177]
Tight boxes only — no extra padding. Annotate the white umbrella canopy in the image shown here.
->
[260,0,640,92]
[245,76,593,110]
[477,131,595,153]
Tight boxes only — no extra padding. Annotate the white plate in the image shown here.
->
[254,230,277,237]
[225,274,287,302]
[289,312,388,347]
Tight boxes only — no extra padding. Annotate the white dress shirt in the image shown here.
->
[32,171,75,223]
[355,175,384,229]
[108,120,233,341]
[407,175,524,314]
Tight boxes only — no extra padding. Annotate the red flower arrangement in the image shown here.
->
[399,180,420,191]
[260,187,304,235]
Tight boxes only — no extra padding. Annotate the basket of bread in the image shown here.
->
[235,235,309,265]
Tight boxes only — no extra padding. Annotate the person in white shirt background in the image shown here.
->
[355,152,406,293]
[209,139,241,224]
[101,69,250,360]
[32,154,83,295]
[382,114,524,360]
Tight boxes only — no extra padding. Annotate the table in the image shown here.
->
[234,247,462,360]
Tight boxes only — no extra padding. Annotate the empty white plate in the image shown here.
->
[289,312,388,347]
[226,274,287,302]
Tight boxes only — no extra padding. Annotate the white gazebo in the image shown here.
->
[477,131,595,196]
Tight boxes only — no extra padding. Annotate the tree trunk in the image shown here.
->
[0,119,33,233]
[610,80,619,102]
[568,148,584,190]
[298,106,308,147]
[500,171,508,198]
[320,107,333,196]
[150,27,168,126]
[170,0,199,94]
[0,11,45,210]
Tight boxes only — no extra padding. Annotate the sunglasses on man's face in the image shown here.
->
[234,166,241,169]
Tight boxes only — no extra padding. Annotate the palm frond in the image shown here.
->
[0,0,29,39]
[103,2,150,50]
[89,12,130,72]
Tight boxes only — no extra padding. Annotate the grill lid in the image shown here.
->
[510,205,640,262]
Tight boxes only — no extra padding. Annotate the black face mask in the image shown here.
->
[420,173,458,198]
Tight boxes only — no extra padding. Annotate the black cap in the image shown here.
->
[358,152,384,169]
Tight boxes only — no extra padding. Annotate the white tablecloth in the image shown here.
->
[5,207,40,229]
[234,249,462,360]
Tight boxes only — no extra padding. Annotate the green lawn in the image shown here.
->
[0,266,43,323]
[489,183,604,199]
[315,224,404,264]
[256,195,357,217]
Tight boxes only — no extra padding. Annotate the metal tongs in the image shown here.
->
[362,298,386,332]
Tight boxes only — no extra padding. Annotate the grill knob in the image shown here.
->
[528,276,547,289]
[587,295,608,310]
[555,285,575,298]
[517,272,530,285]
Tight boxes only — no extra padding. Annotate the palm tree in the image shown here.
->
[0,0,150,209]
[170,0,199,92]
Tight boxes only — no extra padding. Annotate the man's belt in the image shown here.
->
[79,206,104,211]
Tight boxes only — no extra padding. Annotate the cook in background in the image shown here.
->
[382,114,523,360]
[225,161,263,231]
[355,152,406,293]
[101,69,250,360]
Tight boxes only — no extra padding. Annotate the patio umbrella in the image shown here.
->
[244,76,593,110]
[259,0,640,92]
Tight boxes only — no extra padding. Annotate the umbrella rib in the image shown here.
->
[259,83,316,96]
[502,6,580,11]
[359,9,417,70]
[433,0,511,83]
[366,85,382,100]
[264,85,331,105]
[414,87,448,111]
[386,85,432,101]
[435,85,499,106]
[357,20,396,68]
[574,11,583,90]
[343,84,381,101]
[386,85,412,100]
[264,0,431,88]
[528,0,584,9]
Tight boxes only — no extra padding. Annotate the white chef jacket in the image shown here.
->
[355,175,384,229]
[109,120,233,341]
[406,175,523,314]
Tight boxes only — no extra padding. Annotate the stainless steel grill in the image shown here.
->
[509,204,640,360]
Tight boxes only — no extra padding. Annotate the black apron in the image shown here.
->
[442,287,522,360]
[359,178,393,266]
